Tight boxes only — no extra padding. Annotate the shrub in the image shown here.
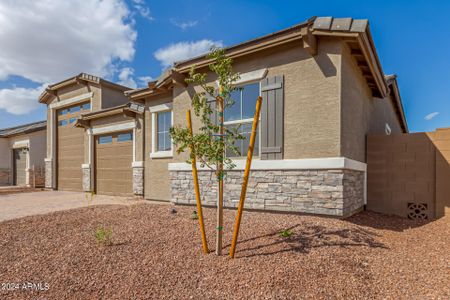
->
[279,229,293,238]
[95,226,113,246]
[191,211,199,220]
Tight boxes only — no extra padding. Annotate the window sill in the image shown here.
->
[150,151,173,159]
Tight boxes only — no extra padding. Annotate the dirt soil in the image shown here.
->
[0,203,448,300]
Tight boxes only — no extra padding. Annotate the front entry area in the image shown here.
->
[95,131,133,196]
[13,148,27,186]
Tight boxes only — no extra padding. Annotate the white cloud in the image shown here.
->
[0,84,46,115]
[118,67,137,88]
[0,0,136,84]
[170,19,198,30]
[154,39,223,68]
[138,76,154,86]
[424,112,439,121]
[131,0,153,21]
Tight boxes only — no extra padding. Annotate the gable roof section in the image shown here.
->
[74,102,144,128]
[133,16,406,130]
[39,73,131,104]
[0,120,46,138]
[171,17,387,97]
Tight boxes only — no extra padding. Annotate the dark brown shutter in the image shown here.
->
[260,75,284,160]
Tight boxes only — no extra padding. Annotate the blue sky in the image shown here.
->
[0,0,448,132]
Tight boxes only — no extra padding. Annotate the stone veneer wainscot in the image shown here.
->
[169,158,366,218]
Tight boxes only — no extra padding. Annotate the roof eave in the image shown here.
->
[387,77,408,133]
[174,19,312,72]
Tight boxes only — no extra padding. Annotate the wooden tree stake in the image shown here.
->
[186,110,209,254]
[216,93,224,256]
[229,96,263,258]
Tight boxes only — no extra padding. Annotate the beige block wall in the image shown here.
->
[340,43,403,162]
[144,93,173,201]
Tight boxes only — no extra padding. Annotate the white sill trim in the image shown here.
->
[49,92,93,109]
[168,157,367,172]
[150,151,173,159]
[91,121,135,135]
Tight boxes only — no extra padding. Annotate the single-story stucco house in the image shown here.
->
[0,121,47,187]
[39,16,408,217]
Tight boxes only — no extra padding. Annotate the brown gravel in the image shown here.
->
[0,203,448,300]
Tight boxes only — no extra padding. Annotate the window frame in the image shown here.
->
[149,103,173,159]
[98,135,113,144]
[223,80,262,159]
[117,132,133,142]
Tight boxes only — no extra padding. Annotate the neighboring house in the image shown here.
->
[0,121,47,187]
[40,17,408,218]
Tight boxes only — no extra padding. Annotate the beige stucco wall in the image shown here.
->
[143,38,343,201]
[101,86,129,109]
[26,130,47,169]
[0,138,10,168]
[340,43,403,162]
[173,38,343,163]
[7,130,46,168]
[144,93,173,201]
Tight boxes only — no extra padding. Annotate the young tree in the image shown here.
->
[170,48,243,255]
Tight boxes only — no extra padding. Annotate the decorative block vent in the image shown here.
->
[407,203,428,220]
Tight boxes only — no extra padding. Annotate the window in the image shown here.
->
[59,109,68,116]
[58,120,67,126]
[81,103,91,110]
[98,136,112,144]
[69,106,81,113]
[69,117,76,124]
[156,111,171,151]
[224,82,260,157]
[226,123,259,157]
[150,103,173,158]
[117,133,132,142]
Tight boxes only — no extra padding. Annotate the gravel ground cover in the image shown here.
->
[0,203,448,299]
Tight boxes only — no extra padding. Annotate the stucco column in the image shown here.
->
[45,108,57,189]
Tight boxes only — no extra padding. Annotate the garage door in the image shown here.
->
[13,148,27,186]
[57,102,90,191]
[95,131,133,196]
